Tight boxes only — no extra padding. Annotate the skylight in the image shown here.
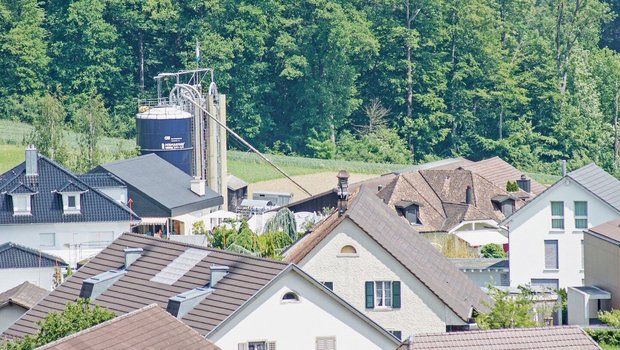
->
[150,248,209,285]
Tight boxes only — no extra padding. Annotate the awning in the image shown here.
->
[139,217,168,225]
[572,286,611,300]
[454,229,508,247]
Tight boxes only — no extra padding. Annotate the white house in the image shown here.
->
[503,163,620,289]
[284,186,492,337]
[0,242,67,292]
[0,146,138,266]
[3,233,400,350]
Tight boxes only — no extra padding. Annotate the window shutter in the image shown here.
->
[323,282,333,291]
[267,341,276,350]
[316,337,336,350]
[238,344,247,350]
[365,281,374,309]
[544,240,558,269]
[392,281,401,308]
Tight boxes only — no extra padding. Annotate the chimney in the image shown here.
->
[465,186,474,205]
[190,177,206,196]
[210,265,229,287]
[336,170,350,215]
[377,185,383,192]
[167,287,212,319]
[124,247,143,268]
[25,145,38,177]
[516,174,531,193]
[80,270,127,299]
[561,160,567,177]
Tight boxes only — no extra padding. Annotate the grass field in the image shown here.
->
[0,119,559,184]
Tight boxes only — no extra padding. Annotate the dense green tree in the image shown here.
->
[476,286,537,329]
[74,94,109,171]
[28,93,67,162]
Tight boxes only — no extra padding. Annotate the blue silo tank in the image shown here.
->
[136,107,194,175]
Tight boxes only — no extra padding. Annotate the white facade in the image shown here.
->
[506,178,619,288]
[0,221,129,266]
[0,267,56,292]
[296,219,464,338]
[208,268,398,350]
[0,304,27,334]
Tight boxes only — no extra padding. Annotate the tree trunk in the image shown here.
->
[615,80,619,170]
[139,32,145,93]
[406,0,413,120]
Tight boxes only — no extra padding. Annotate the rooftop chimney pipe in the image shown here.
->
[25,145,38,178]
[124,247,143,268]
[516,174,531,193]
[210,265,229,287]
[336,170,350,215]
[561,160,567,177]
[190,177,206,196]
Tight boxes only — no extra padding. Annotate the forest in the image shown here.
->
[1,0,620,174]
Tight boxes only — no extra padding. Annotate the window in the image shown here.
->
[239,342,276,350]
[68,195,76,208]
[551,201,564,229]
[365,281,401,309]
[39,233,55,247]
[574,201,588,229]
[321,281,333,291]
[531,278,559,291]
[316,337,336,350]
[340,245,357,254]
[388,330,402,340]
[281,292,299,303]
[544,240,559,269]
[404,205,420,225]
[11,194,31,214]
[581,240,585,270]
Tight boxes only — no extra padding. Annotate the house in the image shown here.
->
[92,154,223,235]
[0,146,137,266]
[503,163,620,289]
[450,258,509,287]
[0,242,67,292]
[377,168,527,250]
[566,217,620,326]
[398,326,601,350]
[0,282,47,333]
[38,304,221,350]
[2,233,400,350]
[227,174,248,212]
[283,185,492,337]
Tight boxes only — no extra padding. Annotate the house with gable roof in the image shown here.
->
[283,184,492,338]
[2,233,400,350]
[0,242,67,292]
[0,281,48,333]
[0,146,137,266]
[504,163,620,289]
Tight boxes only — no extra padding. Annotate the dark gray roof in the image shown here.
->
[0,154,138,224]
[0,282,48,309]
[0,242,67,269]
[400,326,601,350]
[286,187,492,322]
[76,173,126,188]
[2,233,288,339]
[8,183,36,194]
[450,258,509,271]
[227,174,248,191]
[568,163,620,212]
[39,304,221,350]
[57,180,87,193]
[93,154,223,217]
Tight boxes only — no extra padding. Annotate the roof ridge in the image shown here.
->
[400,173,446,219]
[0,242,67,264]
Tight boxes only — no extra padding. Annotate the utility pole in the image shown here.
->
[614,80,619,171]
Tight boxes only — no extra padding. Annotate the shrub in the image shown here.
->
[481,243,507,258]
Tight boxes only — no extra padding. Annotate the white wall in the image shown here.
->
[208,270,397,350]
[297,219,464,338]
[97,187,127,204]
[461,270,507,288]
[508,178,619,288]
[0,304,27,333]
[0,221,129,266]
[0,267,56,292]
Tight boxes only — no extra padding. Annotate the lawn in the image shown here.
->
[601,344,620,350]
[0,144,24,173]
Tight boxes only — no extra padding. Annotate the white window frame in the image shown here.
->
[375,281,393,309]
[574,201,588,229]
[550,201,564,230]
[11,194,32,215]
[60,192,82,214]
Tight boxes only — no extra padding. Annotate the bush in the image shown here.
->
[506,181,519,192]
[481,243,507,258]
[586,328,620,346]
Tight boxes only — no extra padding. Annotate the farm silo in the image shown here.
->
[136,106,193,175]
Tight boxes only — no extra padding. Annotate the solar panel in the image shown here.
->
[150,248,209,285]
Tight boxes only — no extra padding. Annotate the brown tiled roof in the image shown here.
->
[285,187,492,322]
[587,217,620,244]
[0,281,48,309]
[399,326,601,349]
[2,233,287,340]
[39,304,220,350]
[379,168,525,232]
[461,156,546,195]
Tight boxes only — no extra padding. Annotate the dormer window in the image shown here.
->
[57,181,87,215]
[7,183,36,216]
[491,195,516,217]
[395,201,422,225]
